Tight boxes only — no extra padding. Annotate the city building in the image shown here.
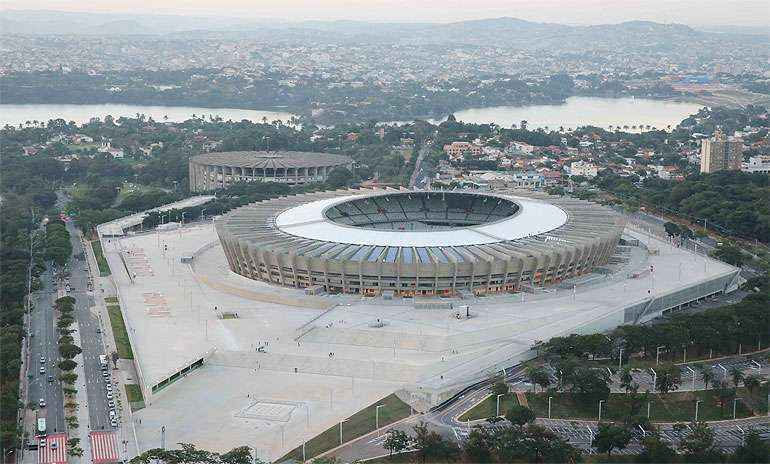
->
[742,155,770,174]
[215,189,625,297]
[188,150,354,192]
[443,142,482,159]
[568,160,599,178]
[700,128,743,173]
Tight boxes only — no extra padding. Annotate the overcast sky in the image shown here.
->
[4,0,769,26]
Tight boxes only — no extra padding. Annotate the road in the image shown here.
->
[63,219,113,432]
[408,145,431,189]
[27,264,66,435]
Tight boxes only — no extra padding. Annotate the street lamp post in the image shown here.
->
[733,398,742,420]
[695,400,703,422]
[686,366,696,391]
[598,400,605,422]
[647,401,651,419]
[656,345,665,366]
[618,347,624,371]
[339,419,348,445]
[548,396,553,419]
[650,368,657,392]
[181,212,188,225]
[375,404,385,436]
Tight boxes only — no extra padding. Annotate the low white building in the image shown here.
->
[742,156,770,174]
[568,160,598,178]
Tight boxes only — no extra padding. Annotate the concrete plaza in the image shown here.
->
[100,218,739,460]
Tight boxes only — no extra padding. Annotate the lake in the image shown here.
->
[0,103,296,127]
[388,96,704,131]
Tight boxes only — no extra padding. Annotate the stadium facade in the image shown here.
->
[215,189,626,296]
[189,150,354,192]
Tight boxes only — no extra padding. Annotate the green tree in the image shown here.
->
[655,363,681,394]
[525,365,552,392]
[592,423,631,457]
[731,429,770,463]
[491,380,509,396]
[679,422,721,463]
[729,365,745,387]
[742,374,761,396]
[636,433,676,463]
[412,422,459,464]
[463,427,492,463]
[504,405,536,428]
[619,367,636,394]
[382,429,410,458]
[57,359,77,371]
[698,365,715,390]
[325,167,355,188]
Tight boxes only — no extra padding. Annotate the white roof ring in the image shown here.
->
[274,192,568,247]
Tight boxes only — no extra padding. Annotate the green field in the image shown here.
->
[91,240,111,276]
[279,394,411,462]
[461,389,761,423]
[106,304,134,359]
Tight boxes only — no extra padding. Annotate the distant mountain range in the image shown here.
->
[1,10,768,50]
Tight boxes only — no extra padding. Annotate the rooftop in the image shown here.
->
[190,150,353,169]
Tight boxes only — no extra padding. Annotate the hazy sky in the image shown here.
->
[4,0,770,26]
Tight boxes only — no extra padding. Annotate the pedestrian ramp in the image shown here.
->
[90,431,120,464]
[37,433,67,464]
[208,350,420,382]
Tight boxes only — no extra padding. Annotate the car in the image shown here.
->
[107,400,115,408]
[39,439,46,448]
[106,392,113,400]
[40,356,45,364]
[109,410,116,418]
[47,375,54,383]
[110,419,118,428]
[106,383,113,391]
[39,366,45,374]
[50,442,58,450]
[38,399,46,408]
[96,328,102,334]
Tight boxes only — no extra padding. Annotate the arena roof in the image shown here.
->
[274,192,568,247]
[190,150,353,169]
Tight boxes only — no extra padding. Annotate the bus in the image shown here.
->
[36,410,46,435]
[99,355,109,370]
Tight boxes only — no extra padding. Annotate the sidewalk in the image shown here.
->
[82,236,140,460]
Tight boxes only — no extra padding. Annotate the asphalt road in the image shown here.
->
[27,264,66,435]
[63,220,114,432]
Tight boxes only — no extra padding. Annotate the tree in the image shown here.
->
[412,422,458,463]
[655,363,681,394]
[325,167,355,188]
[742,374,761,396]
[57,359,77,371]
[619,367,635,394]
[716,382,736,416]
[729,365,745,387]
[592,423,631,457]
[463,427,492,463]
[678,422,721,462]
[504,405,536,428]
[731,429,770,463]
[525,365,551,392]
[664,221,682,237]
[491,380,509,396]
[636,432,676,463]
[382,429,410,458]
[699,365,715,390]
[59,343,82,359]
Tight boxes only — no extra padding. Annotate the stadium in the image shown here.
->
[215,189,626,296]
[188,150,354,192]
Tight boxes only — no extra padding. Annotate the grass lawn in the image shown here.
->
[91,240,111,276]
[279,394,411,462]
[104,296,118,304]
[458,393,520,422]
[106,304,134,359]
[461,389,759,423]
[125,384,144,402]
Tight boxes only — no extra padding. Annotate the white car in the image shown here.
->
[39,439,46,448]
[106,392,113,400]
[40,356,45,364]
[110,419,118,428]
[39,399,46,408]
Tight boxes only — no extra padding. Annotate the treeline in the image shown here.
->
[596,170,770,243]
[44,220,72,267]
[542,277,769,364]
